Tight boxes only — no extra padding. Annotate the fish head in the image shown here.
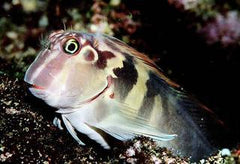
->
[24,30,113,110]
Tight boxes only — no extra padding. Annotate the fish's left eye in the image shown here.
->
[63,38,80,55]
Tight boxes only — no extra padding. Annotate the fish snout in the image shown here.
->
[24,63,53,91]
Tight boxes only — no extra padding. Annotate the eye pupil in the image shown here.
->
[68,43,76,51]
[63,38,80,55]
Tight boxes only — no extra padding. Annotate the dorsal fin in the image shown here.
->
[104,34,180,88]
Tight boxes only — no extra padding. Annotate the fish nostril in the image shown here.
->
[47,42,51,50]
[42,41,51,50]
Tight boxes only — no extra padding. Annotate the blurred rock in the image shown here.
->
[20,0,37,12]
[39,15,49,27]
[200,11,240,46]
[110,0,121,7]
[6,31,18,40]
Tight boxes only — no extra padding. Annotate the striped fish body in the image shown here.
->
[24,30,215,161]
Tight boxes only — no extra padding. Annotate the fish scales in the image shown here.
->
[24,30,220,161]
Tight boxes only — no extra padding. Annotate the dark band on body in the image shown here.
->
[113,54,138,100]
[138,72,170,118]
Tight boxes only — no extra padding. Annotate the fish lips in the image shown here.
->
[24,77,48,100]
[27,83,49,100]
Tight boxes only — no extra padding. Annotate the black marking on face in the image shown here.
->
[96,51,115,69]
[113,55,138,100]
[138,72,170,118]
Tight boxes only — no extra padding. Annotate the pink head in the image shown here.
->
[24,30,114,111]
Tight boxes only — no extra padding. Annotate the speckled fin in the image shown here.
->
[96,102,177,141]
[61,115,86,146]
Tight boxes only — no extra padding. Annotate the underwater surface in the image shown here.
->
[0,0,240,163]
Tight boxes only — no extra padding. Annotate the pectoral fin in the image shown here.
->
[96,102,177,141]
[62,114,111,149]
[61,115,86,146]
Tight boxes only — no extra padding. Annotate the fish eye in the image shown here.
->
[63,38,80,55]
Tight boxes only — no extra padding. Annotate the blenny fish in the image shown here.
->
[24,30,217,160]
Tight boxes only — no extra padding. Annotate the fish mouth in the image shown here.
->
[26,76,112,97]
[29,84,45,90]
[25,82,46,91]
[24,76,46,90]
